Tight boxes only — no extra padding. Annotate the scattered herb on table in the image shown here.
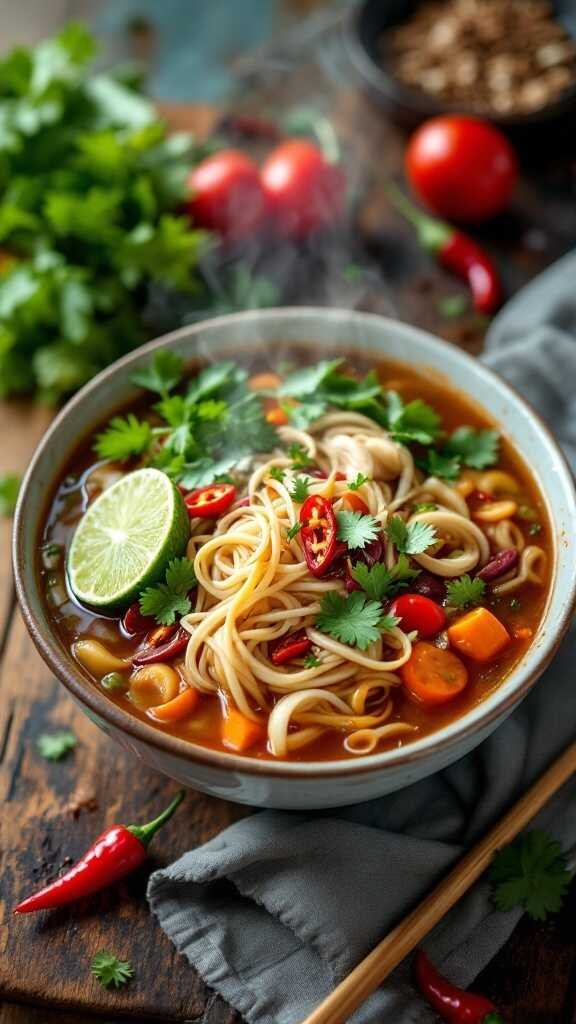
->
[446,575,486,609]
[14,791,185,914]
[139,557,197,626]
[0,473,20,516]
[490,830,571,921]
[91,951,135,990]
[37,730,77,761]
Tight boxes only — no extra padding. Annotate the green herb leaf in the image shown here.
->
[94,415,151,461]
[387,517,437,555]
[529,522,542,536]
[336,510,380,550]
[437,294,468,318]
[351,554,420,601]
[446,574,486,609]
[413,502,437,513]
[278,359,343,397]
[268,466,286,483]
[348,472,367,491]
[444,427,500,470]
[421,450,462,481]
[316,591,387,651]
[289,476,310,503]
[177,455,238,490]
[37,730,76,761]
[288,443,311,470]
[303,654,320,668]
[286,521,302,542]
[285,399,328,430]
[385,392,441,446]
[91,951,135,990]
[0,472,20,516]
[139,556,196,625]
[490,831,571,921]
[131,351,184,396]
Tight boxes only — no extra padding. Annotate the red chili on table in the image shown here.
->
[299,494,338,577]
[390,593,446,639]
[185,483,236,518]
[415,950,504,1024]
[270,630,312,666]
[14,792,185,914]
[387,184,501,315]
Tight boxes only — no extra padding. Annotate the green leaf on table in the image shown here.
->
[37,730,76,761]
[91,951,134,990]
[0,472,20,516]
[490,831,571,921]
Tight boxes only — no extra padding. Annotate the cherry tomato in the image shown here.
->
[187,150,266,241]
[299,494,337,577]
[390,593,446,639]
[261,140,346,240]
[185,483,236,518]
[406,116,518,224]
[270,630,312,666]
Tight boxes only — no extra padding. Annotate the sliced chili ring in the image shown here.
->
[299,494,337,577]
[270,630,312,666]
[185,483,236,518]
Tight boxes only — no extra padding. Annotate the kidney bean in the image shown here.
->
[477,548,519,582]
[412,572,447,603]
[122,602,156,637]
[132,626,189,666]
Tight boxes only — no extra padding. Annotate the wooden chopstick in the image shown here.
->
[301,740,576,1024]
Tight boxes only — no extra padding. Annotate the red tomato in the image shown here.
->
[406,116,518,223]
[270,630,312,666]
[187,150,266,241]
[261,140,346,239]
[185,483,236,518]
[299,494,338,577]
[390,593,446,639]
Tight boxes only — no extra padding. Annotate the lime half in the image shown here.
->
[68,467,190,609]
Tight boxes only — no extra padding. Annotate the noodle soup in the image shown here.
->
[41,350,551,763]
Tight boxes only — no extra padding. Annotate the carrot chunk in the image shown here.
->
[266,406,290,426]
[248,372,282,391]
[401,641,469,707]
[447,606,510,663]
[150,686,200,723]
[222,709,265,752]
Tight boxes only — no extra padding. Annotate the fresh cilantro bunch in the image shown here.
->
[139,556,196,626]
[420,427,500,480]
[317,591,399,651]
[490,831,571,921]
[95,354,279,488]
[0,24,207,401]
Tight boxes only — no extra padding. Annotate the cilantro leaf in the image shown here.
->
[268,466,285,483]
[421,450,462,481]
[385,392,441,445]
[289,477,310,503]
[94,415,151,461]
[446,574,486,609]
[278,359,343,397]
[175,455,238,490]
[444,427,500,470]
[91,951,134,990]
[288,443,311,469]
[132,350,184,396]
[37,730,76,761]
[348,472,368,491]
[387,517,437,555]
[185,362,240,404]
[286,400,328,430]
[139,557,196,625]
[316,591,388,650]
[0,472,20,516]
[413,502,437,513]
[336,510,380,550]
[303,654,321,668]
[351,554,420,601]
[490,831,571,921]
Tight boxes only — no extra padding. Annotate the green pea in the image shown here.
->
[101,672,126,692]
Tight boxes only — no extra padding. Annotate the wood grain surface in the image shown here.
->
[1,91,576,1024]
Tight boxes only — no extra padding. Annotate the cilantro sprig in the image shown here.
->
[386,516,437,555]
[337,510,380,550]
[91,951,134,990]
[289,477,310,503]
[316,591,399,651]
[490,831,571,921]
[139,557,196,625]
[94,415,151,461]
[446,574,486,609]
[37,730,77,761]
[351,554,420,601]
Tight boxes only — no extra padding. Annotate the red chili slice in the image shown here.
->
[185,483,236,518]
[299,494,337,577]
[270,630,312,665]
[122,601,156,637]
[132,626,190,666]
[390,593,446,639]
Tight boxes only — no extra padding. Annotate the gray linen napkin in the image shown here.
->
[148,252,576,1023]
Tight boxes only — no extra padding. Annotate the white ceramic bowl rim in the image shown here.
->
[13,307,576,780]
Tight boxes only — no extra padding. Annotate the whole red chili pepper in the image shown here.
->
[14,791,184,914]
[387,183,502,314]
[415,950,505,1023]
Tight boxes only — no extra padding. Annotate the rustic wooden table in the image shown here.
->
[1,96,576,1024]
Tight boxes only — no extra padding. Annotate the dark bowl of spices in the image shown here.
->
[344,0,576,129]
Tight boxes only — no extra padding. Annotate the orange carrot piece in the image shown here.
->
[266,406,290,426]
[150,687,200,723]
[222,709,265,752]
[248,372,282,391]
[342,491,369,514]
[512,625,533,641]
[401,641,469,707]
[447,606,510,663]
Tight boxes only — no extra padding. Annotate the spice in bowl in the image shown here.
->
[383,0,576,116]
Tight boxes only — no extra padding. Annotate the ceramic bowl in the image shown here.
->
[13,308,576,809]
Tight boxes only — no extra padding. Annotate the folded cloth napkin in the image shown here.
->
[148,251,576,1024]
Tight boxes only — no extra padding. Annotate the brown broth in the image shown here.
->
[40,352,552,762]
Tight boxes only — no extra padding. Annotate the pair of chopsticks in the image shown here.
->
[301,739,576,1024]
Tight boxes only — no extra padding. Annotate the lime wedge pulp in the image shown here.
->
[67,468,190,609]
